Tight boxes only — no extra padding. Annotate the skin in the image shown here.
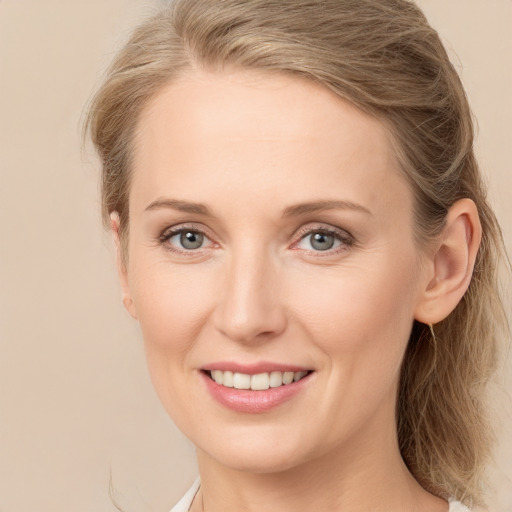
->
[112,70,481,512]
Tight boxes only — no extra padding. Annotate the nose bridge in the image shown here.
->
[214,239,286,343]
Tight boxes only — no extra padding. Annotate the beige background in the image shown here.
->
[0,1,510,511]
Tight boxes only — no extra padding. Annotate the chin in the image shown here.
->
[213,449,305,475]
[196,427,319,475]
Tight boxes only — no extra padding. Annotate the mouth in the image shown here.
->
[200,365,315,413]
[202,369,313,391]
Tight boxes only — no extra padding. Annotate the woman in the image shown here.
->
[86,0,509,510]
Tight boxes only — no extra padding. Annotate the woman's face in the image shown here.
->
[120,70,430,473]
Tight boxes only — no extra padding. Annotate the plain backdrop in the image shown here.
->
[0,1,511,511]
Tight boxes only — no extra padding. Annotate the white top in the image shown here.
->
[170,478,472,512]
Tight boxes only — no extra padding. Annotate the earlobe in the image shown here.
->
[110,212,138,320]
[414,198,482,324]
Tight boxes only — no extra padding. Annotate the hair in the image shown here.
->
[86,0,509,507]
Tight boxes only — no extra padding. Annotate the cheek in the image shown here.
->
[131,263,215,352]
[286,254,420,439]
[128,262,219,424]
[291,253,419,368]
[128,261,218,415]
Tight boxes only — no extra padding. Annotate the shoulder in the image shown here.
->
[170,478,201,512]
[449,500,472,512]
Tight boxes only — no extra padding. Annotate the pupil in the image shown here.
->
[181,231,203,249]
[311,232,334,250]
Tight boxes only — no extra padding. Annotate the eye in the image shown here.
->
[301,231,339,251]
[159,226,213,253]
[294,226,353,254]
[171,230,205,250]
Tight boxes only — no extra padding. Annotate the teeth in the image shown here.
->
[233,372,251,389]
[294,371,307,382]
[213,370,223,385]
[269,371,283,388]
[209,370,310,390]
[251,373,269,390]
[222,371,234,387]
[283,371,294,385]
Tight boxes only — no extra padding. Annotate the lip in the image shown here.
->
[200,368,314,414]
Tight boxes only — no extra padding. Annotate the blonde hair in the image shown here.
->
[86,0,509,506]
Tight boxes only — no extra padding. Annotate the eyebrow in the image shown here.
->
[281,200,372,217]
[145,198,213,216]
[144,198,372,217]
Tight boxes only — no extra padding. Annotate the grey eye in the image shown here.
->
[178,230,204,250]
[309,232,335,251]
[296,230,343,252]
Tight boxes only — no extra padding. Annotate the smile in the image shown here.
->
[208,370,310,390]
[201,367,315,413]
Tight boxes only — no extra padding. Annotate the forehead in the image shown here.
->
[131,69,411,218]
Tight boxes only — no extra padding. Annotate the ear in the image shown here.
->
[414,198,482,324]
[110,212,138,320]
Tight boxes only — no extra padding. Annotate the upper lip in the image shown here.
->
[202,361,313,375]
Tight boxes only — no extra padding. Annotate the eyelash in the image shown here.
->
[158,223,354,257]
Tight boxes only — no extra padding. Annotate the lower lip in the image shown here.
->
[200,371,313,413]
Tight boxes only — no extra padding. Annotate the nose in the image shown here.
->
[213,246,287,344]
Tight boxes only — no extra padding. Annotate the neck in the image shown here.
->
[192,416,448,512]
